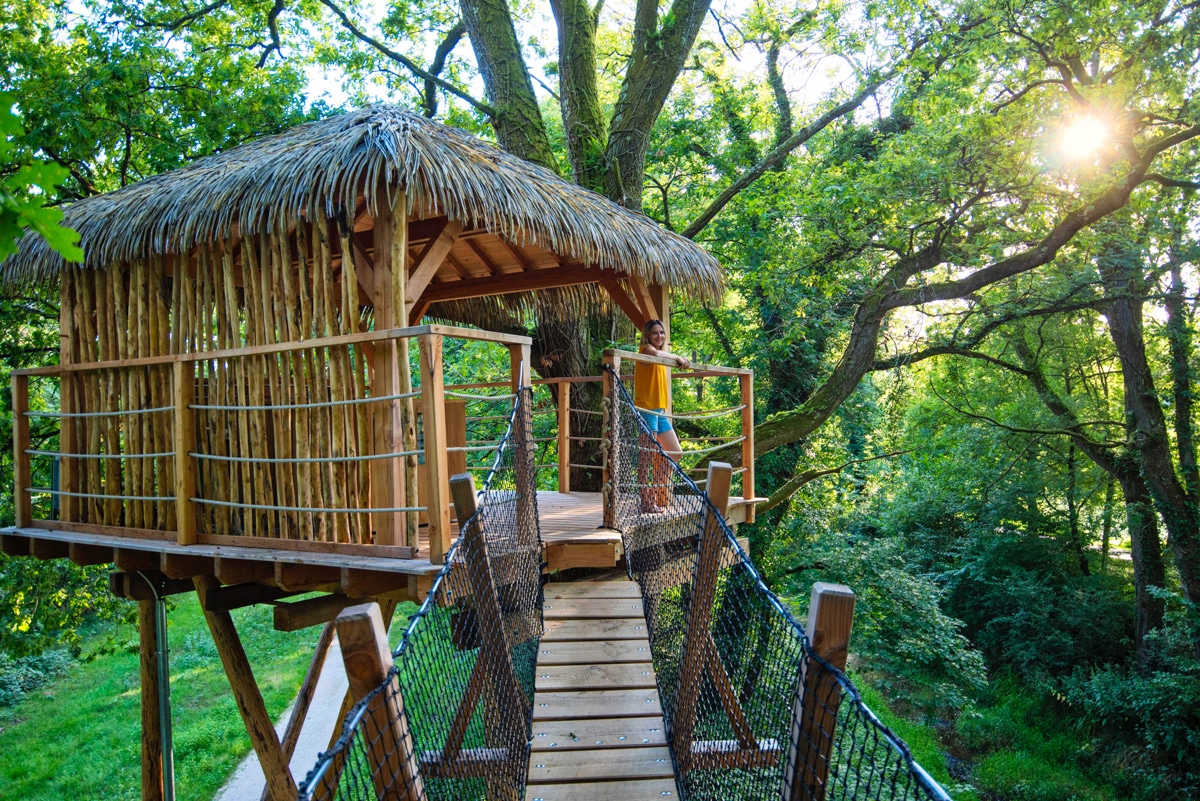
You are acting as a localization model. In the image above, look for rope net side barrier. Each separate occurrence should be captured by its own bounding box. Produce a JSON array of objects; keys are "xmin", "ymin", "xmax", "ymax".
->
[
  {"xmin": 299, "ymin": 388, "xmax": 543, "ymax": 801},
  {"xmin": 604, "ymin": 366, "xmax": 951, "ymax": 801}
]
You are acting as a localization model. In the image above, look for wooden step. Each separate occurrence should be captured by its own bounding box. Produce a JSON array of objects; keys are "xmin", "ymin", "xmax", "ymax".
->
[
  {"xmin": 531, "ymin": 717, "xmax": 667, "ymax": 751},
  {"xmin": 537, "ymin": 640, "xmax": 652, "ymax": 666},
  {"xmin": 524, "ymin": 778, "xmax": 679, "ymax": 801},
  {"xmin": 533, "ymin": 689, "xmax": 662, "ymax": 721},
  {"xmin": 535, "ymin": 662, "xmax": 657, "ymax": 691},
  {"xmin": 526, "ymin": 746, "xmax": 675, "ymax": 784},
  {"xmin": 543, "ymin": 597, "xmax": 644, "ymax": 619},
  {"xmin": 542, "ymin": 618, "xmax": 648, "ymax": 642},
  {"xmin": 544, "ymin": 582, "xmax": 642, "ymax": 600}
]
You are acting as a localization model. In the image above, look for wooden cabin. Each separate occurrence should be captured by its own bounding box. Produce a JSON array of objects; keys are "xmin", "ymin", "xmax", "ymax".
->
[{"xmin": 1, "ymin": 105, "xmax": 766, "ymax": 799}]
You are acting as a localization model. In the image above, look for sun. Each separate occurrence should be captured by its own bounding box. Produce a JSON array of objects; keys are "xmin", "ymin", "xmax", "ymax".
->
[{"xmin": 1059, "ymin": 115, "xmax": 1110, "ymax": 159}]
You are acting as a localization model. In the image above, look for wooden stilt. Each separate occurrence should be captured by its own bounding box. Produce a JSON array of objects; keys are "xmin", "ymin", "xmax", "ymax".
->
[
  {"xmin": 138, "ymin": 599, "xmax": 165, "ymax": 801},
  {"xmin": 193, "ymin": 576, "xmax": 297, "ymax": 801}
]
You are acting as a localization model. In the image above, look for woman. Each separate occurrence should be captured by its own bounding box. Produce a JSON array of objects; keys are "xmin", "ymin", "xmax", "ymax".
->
[{"xmin": 633, "ymin": 319, "xmax": 690, "ymax": 512}]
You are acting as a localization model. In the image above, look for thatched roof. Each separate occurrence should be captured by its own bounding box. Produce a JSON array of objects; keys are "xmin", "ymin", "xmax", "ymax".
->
[{"xmin": 2, "ymin": 105, "xmax": 722, "ymax": 302}]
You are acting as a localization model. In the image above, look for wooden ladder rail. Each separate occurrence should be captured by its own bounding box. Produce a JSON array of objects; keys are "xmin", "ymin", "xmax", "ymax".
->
[{"xmin": 671, "ymin": 462, "xmax": 781, "ymax": 772}]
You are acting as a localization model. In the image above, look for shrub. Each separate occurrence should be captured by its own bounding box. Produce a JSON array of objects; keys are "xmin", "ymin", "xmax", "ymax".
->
[{"xmin": 0, "ymin": 649, "xmax": 74, "ymax": 706}]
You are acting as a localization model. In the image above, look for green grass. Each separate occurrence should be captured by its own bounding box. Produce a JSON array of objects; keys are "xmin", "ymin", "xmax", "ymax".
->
[
  {"xmin": 0, "ymin": 595, "xmax": 317, "ymax": 801},
  {"xmin": 952, "ymin": 677, "xmax": 1120, "ymax": 801}
]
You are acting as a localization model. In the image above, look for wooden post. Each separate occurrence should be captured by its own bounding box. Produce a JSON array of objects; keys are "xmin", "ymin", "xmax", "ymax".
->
[
  {"xmin": 446, "ymin": 401, "xmax": 467, "ymax": 479},
  {"xmin": 447, "ymin": 474, "xmax": 524, "ymax": 801},
  {"xmin": 556, "ymin": 382, "xmax": 571, "ymax": 493},
  {"xmin": 370, "ymin": 190, "xmax": 408, "ymax": 546},
  {"xmin": 12, "ymin": 373, "xmax": 32, "ymax": 528},
  {"xmin": 507, "ymin": 344, "xmax": 536, "ymax": 545},
  {"xmin": 138, "ymin": 599, "xmax": 165, "ymax": 801},
  {"xmin": 419, "ymin": 333, "xmax": 451, "ymax": 563},
  {"xmin": 193, "ymin": 575, "xmax": 298, "ymax": 801},
  {"xmin": 740, "ymin": 372, "xmax": 756, "ymax": 523},
  {"xmin": 173, "ymin": 361, "xmax": 198, "ymax": 545},
  {"xmin": 601, "ymin": 353, "xmax": 620, "ymax": 529},
  {"xmin": 782, "ymin": 583, "xmax": 856, "ymax": 801},
  {"xmin": 59, "ymin": 271, "xmax": 80, "ymax": 522},
  {"xmin": 672, "ymin": 462, "xmax": 737, "ymax": 770},
  {"xmin": 335, "ymin": 602, "xmax": 425, "ymax": 801}
]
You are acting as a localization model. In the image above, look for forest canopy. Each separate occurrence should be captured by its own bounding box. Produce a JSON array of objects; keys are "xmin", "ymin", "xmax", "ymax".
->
[{"xmin": 3, "ymin": 0, "xmax": 1200, "ymax": 797}]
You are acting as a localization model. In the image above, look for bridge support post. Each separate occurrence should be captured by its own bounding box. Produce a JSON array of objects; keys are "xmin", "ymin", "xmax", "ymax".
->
[
  {"xmin": 138, "ymin": 599, "xmax": 165, "ymax": 801},
  {"xmin": 782, "ymin": 582, "xmax": 856, "ymax": 801},
  {"xmin": 335, "ymin": 602, "xmax": 426, "ymax": 801},
  {"xmin": 601, "ymin": 354, "xmax": 621, "ymax": 528}
]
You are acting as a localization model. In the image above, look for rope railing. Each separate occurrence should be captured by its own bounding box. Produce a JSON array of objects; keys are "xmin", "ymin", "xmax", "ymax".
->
[
  {"xmin": 603, "ymin": 365, "xmax": 952, "ymax": 801},
  {"xmin": 299, "ymin": 388, "xmax": 543, "ymax": 801}
]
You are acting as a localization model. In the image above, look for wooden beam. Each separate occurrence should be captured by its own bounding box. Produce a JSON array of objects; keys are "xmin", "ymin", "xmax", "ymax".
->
[
  {"xmin": 274, "ymin": 562, "xmax": 341, "ymax": 592},
  {"xmin": 418, "ymin": 265, "xmax": 628, "ymax": 304},
  {"xmin": 557, "ymin": 383, "xmax": 571, "ymax": 493},
  {"xmin": 203, "ymin": 582, "xmax": 299, "ymax": 613},
  {"xmin": 626, "ymin": 275, "xmax": 660, "ymax": 324},
  {"xmin": 30, "ymin": 538, "xmax": 69, "ymax": 560},
  {"xmin": 648, "ymin": 283, "xmax": 669, "ymax": 340},
  {"xmin": 406, "ymin": 219, "xmax": 464, "ymax": 314},
  {"xmin": 600, "ymin": 279, "xmax": 648, "ymax": 330},
  {"xmin": 115, "ymin": 548, "xmax": 162, "ymax": 573},
  {"xmin": 194, "ymin": 575, "xmax": 297, "ymax": 801},
  {"xmin": 69, "ymin": 542, "xmax": 113, "ymax": 567},
  {"xmin": 784, "ymin": 583, "xmax": 856, "ymax": 801},
  {"xmin": 273, "ymin": 594, "xmax": 358, "ymax": 632},
  {"xmin": 109, "ymin": 571, "xmax": 195, "ymax": 602},
  {"xmin": 161, "ymin": 552, "xmax": 213, "ymax": 580},
  {"xmin": 341, "ymin": 568, "xmax": 409, "ymax": 599},
  {"xmin": 335, "ymin": 602, "xmax": 425, "ymax": 801},
  {"xmin": 496, "ymin": 238, "xmax": 532, "ymax": 271},
  {"xmin": 138, "ymin": 599, "xmax": 165, "ymax": 801},
  {"xmin": 0, "ymin": 533, "xmax": 30, "ymax": 556},
  {"xmin": 214, "ymin": 557, "xmax": 274, "ymax": 585},
  {"xmin": 464, "ymin": 237, "xmax": 499, "ymax": 275}
]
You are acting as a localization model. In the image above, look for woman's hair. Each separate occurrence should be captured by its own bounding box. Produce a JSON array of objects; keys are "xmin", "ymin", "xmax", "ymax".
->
[{"xmin": 641, "ymin": 319, "xmax": 665, "ymax": 344}]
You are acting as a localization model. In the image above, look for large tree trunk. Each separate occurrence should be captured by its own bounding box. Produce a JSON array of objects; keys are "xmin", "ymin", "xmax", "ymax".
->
[{"xmin": 1103, "ymin": 261, "xmax": 1200, "ymax": 660}]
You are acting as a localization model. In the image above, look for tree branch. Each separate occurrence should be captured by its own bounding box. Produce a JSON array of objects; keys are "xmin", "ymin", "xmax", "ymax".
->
[
  {"xmin": 760, "ymin": 449, "xmax": 913, "ymax": 511},
  {"xmin": 318, "ymin": 0, "xmax": 495, "ymax": 116}
]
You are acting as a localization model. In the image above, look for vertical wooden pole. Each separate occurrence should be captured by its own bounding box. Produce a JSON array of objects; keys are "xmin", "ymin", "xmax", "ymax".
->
[
  {"xmin": 419, "ymin": 333, "xmax": 451, "ymax": 563},
  {"xmin": 671, "ymin": 462, "xmax": 732, "ymax": 770},
  {"xmin": 194, "ymin": 575, "xmax": 298, "ymax": 801},
  {"xmin": 445, "ymin": 401, "xmax": 468, "ymax": 479},
  {"xmin": 740, "ymin": 372, "xmax": 756, "ymax": 523},
  {"xmin": 12, "ymin": 373, "xmax": 32, "ymax": 528},
  {"xmin": 557, "ymin": 382, "xmax": 571, "ymax": 493},
  {"xmin": 138, "ymin": 599, "xmax": 165, "ymax": 801},
  {"xmin": 370, "ymin": 191, "xmax": 406, "ymax": 545},
  {"xmin": 173, "ymin": 361, "xmax": 198, "ymax": 545},
  {"xmin": 336, "ymin": 603, "xmax": 425, "ymax": 801},
  {"xmin": 507, "ymin": 344, "xmax": 536, "ymax": 544},
  {"xmin": 782, "ymin": 583, "xmax": 856, "ymax": 801},
  {"xmin": 601, "ymin": 353, "xmax": 621, "ymax": 529},
  {"xmin": 59, "ymin": 269, "xmax": 80, "ymax": 522}
]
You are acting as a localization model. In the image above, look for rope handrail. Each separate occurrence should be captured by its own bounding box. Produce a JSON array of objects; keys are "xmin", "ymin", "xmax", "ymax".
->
[
  {"xmin": 190, "ymin": 390, "xmax": 420, "ymax": 412},
  {"xmin": 444, "ymin": 389, "xmax": 517, "ymax": 401},
  {"xmin": 190, "ymin": 449, "xmax": 422, "ymax": 465},
  {"xmin": 191, "ymin": 497, "xmax": 428, "ymax": 514},
  {"xmin": 632, "ymin": 403, "xmax": 746, "ymax": 421},
  {"xmin": 26, "ymin": 449, "xmax": 176, "ymax": 460},
  {"xmin": 25, "ymin": 404, "xmax": 174, "ymax": 419}
]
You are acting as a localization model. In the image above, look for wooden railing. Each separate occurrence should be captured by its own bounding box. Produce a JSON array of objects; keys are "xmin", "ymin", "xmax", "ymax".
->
[
  {"xmin": 601, "ymin": 348, "xmax": 755, "ymax": 524},
  {"xmin": 11, "ymin": 324, "xmax": 531, "ymax": 564}
]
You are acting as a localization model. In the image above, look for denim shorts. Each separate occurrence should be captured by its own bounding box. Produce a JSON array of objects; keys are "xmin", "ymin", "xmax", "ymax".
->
[{"xmin": 638, "ymin": 408, "xmax": 673, "ymax": 434}]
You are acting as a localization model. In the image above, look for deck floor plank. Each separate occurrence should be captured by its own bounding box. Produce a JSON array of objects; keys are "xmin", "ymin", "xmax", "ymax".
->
[{"xmin": 542, "ymin": 618, "xmax": 648, "ymax": 642}]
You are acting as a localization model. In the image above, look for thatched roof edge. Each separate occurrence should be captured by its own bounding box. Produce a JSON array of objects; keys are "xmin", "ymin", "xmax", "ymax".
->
[{"xmin": 2, "ymin": 105, "xmax": 722, "ymax": 301}]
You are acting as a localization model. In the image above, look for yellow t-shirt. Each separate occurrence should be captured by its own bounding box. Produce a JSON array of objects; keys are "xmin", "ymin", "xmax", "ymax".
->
[{"xmin": 634, "ymin": 348, "xmax": 669, "ymax": 409}]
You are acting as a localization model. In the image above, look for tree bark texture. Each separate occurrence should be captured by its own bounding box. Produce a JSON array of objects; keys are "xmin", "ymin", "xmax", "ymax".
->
[
  {"xmin": 1104, "ymin": 265, "xmax": 1200, "ymax": 659},
  {"xmin": 550, "ymin": 0, "xmax": 608, "ymax": 191},
  {"xmin": 459, "ymin": 0, "xmax": 560, "ymax": 173}
]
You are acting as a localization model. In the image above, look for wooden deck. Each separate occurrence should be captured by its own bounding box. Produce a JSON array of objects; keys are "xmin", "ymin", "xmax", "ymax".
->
[{"xmin": 526, "ymin": 580, "xmax": 677, "ymax": 801}]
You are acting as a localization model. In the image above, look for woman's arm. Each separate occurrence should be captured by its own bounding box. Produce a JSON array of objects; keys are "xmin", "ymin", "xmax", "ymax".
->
[{"xmin": 640, "ymin": 343, "xmax": 691, "ymax": 368}]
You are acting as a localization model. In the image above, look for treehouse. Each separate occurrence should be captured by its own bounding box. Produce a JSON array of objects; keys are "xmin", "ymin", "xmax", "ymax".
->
[{"xmin": 1, "ymin": 106, "xmax": 949, "ymax": 801}]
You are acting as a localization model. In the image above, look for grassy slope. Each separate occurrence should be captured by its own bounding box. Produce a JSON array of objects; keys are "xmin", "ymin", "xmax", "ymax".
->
[{"xmin": 0, "ymin": 595, "xmax": 316, "ymax": 801}]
